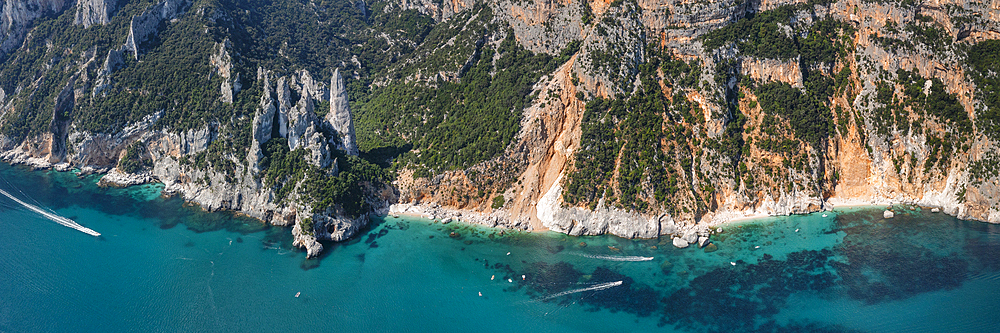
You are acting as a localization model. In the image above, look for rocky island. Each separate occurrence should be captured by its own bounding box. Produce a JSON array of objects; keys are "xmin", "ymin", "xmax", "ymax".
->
[{"xmin": 0, "ymin": 0, "xmax": 998, "ymax": 257}]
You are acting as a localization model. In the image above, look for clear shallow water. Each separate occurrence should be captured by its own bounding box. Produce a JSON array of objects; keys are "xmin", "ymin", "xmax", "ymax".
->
[{"xmin": 0, "ymin": 163, "xmax": 999, "ymax": 332}]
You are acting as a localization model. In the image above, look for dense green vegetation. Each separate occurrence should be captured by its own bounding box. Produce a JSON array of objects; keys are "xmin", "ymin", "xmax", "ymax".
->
[
  {"xmin": 967, "ymin": 40, "xmax": 1000, "ymax": 141},
  {"xmin": 0, "ymin": 5, "xmax": 127, "ymax": 140},
  {"xmin": 303, "ymin": 154, "xmax": 389, "ymax": 216},
  {"xmin": 356, "ymin": 6, "xmax": 580, "ymax": 174},
  {"xmin": 86, "ymin": 9, "xmax": 225, "ymax": 133},
  {"xmin": 892, "ymin": 70, "xmax": 971, "ymax": 135},
  {"xmin": 259, "ymin": 138, "xmax": 310, "ymax": 202},
  {"xmin": 299, "ymin": 217, "xmax": 314, "ymax": 235},
  {"xmin": 258, "ymin": 137, "xmax": 387, "ymax": 217},
  {"xmin": 703, "ymin": 6, "xmax": 852, "ymax": 67},
  {"xmin": 564, "ymin": 48, "xmax": 715, "ymax": 213},
  {"xmin": 119, "ymin": 141, "xmax": 152, "ymax": 174},
  {"xmin": 703, "ymin": 6, "xmax": 798, "ymax": 59},
  {"xmin": 755, "ymin": 82, "xmax": 834, "ymax": 146},
  {"xmin": 563, "ymin": 98, "xmax": 625, "ymax": 208}
]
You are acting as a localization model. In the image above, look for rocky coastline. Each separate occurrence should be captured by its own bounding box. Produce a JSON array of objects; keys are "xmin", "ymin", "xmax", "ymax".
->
[
  {"xmin": 1, "ymin": 0, "xmax": 998, "ymax": 259},
  {"xmin": 0, "ymin": 144, "xmax": 990, "ymax": 255}
]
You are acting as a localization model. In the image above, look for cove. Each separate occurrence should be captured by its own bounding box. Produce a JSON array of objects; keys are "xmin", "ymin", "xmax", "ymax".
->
[{"xmin": 1, "ymin": 162, "xmax": 999, "ymax": 332}]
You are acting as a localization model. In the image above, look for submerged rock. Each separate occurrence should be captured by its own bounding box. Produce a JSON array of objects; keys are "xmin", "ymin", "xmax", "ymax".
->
[
  {"xmin": 704, "ymin": 243, "xmax": 718, "ymax": 253},
  {"xmin": 660, "ymin": 260, "xmax": 673, "ymax": 273}
]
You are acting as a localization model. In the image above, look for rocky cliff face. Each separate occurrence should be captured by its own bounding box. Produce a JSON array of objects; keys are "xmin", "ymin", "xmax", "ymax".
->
[
  {"xmin": 1, "ymin": 0, "xmax": 71, "ymax": 55},
  {"xmin": 389, "ymin": 0, "xmax": 1000, "ymax": 245},
  {"xmin": 1, "ymin": 63, "xmax": 362, "ymax": 258},
  {"xmin": 74, "ymin": 0, "xmax": 115, "ymax": 28},
  {"xmin": 0, "ymin": 0, "xmax": 997, "ymax": 258}
]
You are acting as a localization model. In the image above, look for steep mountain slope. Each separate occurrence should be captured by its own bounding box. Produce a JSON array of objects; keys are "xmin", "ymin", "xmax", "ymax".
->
[{"xmin": 0, "ymin": 0, "xmax": 997, "ymax": 256}]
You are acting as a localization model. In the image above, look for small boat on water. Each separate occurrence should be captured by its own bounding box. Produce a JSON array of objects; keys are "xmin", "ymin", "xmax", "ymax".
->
[{"xmin": 295, "ymin": 292, "xmax": 300, "ymax": 298}]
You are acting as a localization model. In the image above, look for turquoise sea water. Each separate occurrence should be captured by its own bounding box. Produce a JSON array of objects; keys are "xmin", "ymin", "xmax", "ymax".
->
[{"xmin": 1, "ymin": 162, "xmax": 999, "ymax": 332}]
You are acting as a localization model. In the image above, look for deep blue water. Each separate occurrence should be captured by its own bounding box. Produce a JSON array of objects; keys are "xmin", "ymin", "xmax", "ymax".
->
[{"xmin": 1, "ymin": 162, "xmax": 999, "ymax": 332}]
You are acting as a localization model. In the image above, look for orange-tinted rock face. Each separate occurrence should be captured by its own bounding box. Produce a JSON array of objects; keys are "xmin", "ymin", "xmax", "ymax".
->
[{"xmin": 390, "ymin": 0, "xmax": 1000, "ymax": 234}]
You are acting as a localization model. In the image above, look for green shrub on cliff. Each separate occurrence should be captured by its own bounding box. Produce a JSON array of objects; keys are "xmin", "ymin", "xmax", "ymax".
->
[
  {"xmin": 299, "ymin": 218, "xmax": 315, "ymax": 236},
  {"xmin": 119, "ymin": 142, "xmax": 152, "ymax": 174},
  {"xmin": 702, "ymin": 6, "xmax": 798, "ymax": 59}
]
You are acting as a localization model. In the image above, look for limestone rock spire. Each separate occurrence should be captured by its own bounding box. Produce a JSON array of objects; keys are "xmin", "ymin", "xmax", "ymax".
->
[{"xmin": 327, "ymin": 68, "xmax": 358, "ymax": 155}]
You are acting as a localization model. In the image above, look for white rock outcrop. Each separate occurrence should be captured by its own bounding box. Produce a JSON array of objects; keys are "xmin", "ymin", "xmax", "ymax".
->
[
  {"xmin": 1, "ymin": 0, "xmax": 71, "ymax": 55},
  {"xmin": 672, "ymin": 237, "xmax": 690, "ymax": 249},
  {"xmin": 124, "ymin": 0, "xmax": 187, "ymax": 60},
  {"xmin": 536, "ymin": 174, "xmax": 668, "ymax": 238},
  {"xmin": 92, "ymin": 48, "xmax": 125, "ymax": 97},
  {"xmin": 74, "ymin": 0, "xmax": 116, "ymax": 28},
  {"xmin": 327, "ymin": 69, "xmax": 358, "ymax": 155},
  {"xmin": 682, "ymin": 230, "xmax": 699, "ymax": 244},
  {"xmin": 292, "ymin": 219, "xmax": 323, "ymax": 258},
  {"xmin": 210, "ymin": 40, "xmax": 239, "ymax": 104}
]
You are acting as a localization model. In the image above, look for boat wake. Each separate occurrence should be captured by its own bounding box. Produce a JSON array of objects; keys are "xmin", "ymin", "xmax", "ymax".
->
[
  {"xmin": 573, "ymin": 253, "xmax": 654, "ymax": 262},
  {"xmin": 0, "ymin": 188, "xmax": 100, "ymax": 236},
  {"xmin": 263, "ymin": 244, "xmax": 292, "ymax": 255},
  {"xmin": 969, "ymin": 270, "xmax": 1000, "ymax": 282},
  {"xmin": 537, "ymin": 281, "xmax": 623, "ymax": 301}
]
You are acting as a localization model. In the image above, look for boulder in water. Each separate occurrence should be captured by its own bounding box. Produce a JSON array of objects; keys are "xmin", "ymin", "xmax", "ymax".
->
[
  {"xmin": 672, "ymin": 237, "xmax": 690, "ymax": 248},
  {"xmin": 931, "ymin": 208, "xmax": 940, "ymax": 213},
  {"xmin": 682, "ymin": 230, "xmax": 698, "ymax": 244},
  {"xmin": 698, "ymin": 236, "xmax": 710, "ymax": 248},
  {"xmin": 883, "ymin": 210, "xmax": 894, "ymax": 219}
]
